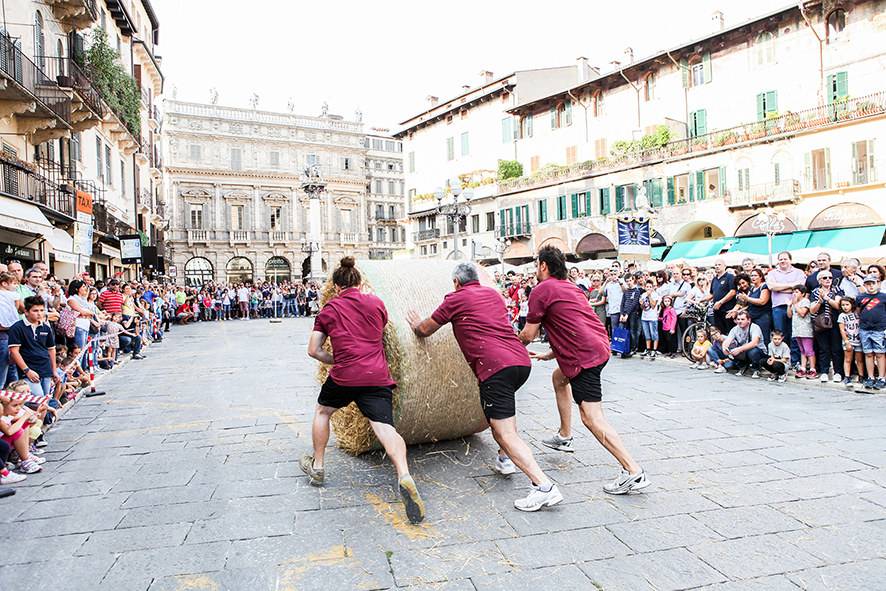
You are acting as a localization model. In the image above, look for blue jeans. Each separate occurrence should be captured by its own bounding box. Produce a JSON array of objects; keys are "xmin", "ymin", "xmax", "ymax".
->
[
  {"xmin": 772, "ymin": 305, "xmax": 799, "ymax": 365},
  {"xmin": 750, "ymin": 314, "xmax": 772, "ymax": 348},
  {"xmin": 28, "ymin": 376, "xmax": 53, "ymax": 398},
  {"xmin": 0, "ymin": 334, "xmax": 8, "ymax": 388},
  {"xmin": 724, "ymin": 347, "xmax": 765, "ymax": 371},
  {"xmin": 626, "ymin": 312, "xmax": 642, "ymax": 352},
  {"xmin": 74, "ymin": 327, "xmax": 90, "ymax": 371},
  {"xmin": 641, "ymin": 320, "xmax": 659, "ymax": 341},
  {"xmin": 119, "ymin": 334, "xmax": 142, "ymax": 357},
  {"xmin": 706, "ymin": 346, "xmax": 726, "ymax": 363}
]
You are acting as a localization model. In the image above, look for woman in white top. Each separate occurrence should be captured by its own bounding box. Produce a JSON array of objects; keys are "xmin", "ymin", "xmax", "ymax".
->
[{"xmin": 66, "ymin": 279, "xmax": 99, "ymax": 370}]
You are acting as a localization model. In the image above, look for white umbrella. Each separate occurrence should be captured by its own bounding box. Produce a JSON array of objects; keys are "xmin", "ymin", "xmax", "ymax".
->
[
  {"xmin": 851, "ymin": 246, "xmax": 886, "ymax": 265},
  {"xmin": 788, "ymin": 247, "xmax": 850, "ymax": 265},
  {"xmin": 576, "ymin": 258, "xmax": 615, "ymax": 271},
  {"xmin": 690, "ymin": 251, "xmax": 768, "ymax": 268}
]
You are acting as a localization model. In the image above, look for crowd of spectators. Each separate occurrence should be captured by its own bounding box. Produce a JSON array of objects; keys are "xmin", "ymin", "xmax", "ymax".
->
[{"xmin": 494, "ymin": 251, "xmax": 884, "ymax": 388}]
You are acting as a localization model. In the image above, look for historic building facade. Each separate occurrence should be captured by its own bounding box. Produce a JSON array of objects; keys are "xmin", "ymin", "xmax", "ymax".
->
[
  {"xmin": 0, "ymin": 0, "xmax": 163, "ymax": 280},
  {"xmin": 397, "ymin": 1, "xmax": 886, "ymax": 264},
  {"xmin": 162, "ymin": 100, "xmax": 403, "ymax": 286}
]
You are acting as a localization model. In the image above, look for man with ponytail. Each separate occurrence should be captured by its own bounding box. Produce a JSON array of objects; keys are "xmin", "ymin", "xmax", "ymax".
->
[{"xmin": 301, "ymin": 257, "xmax": 425, "ymax": 524}]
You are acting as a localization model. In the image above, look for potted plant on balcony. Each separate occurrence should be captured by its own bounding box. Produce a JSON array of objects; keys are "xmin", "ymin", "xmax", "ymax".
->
[
  {"xmin": 784, "ymin": 113, "xmax": 802, "ymax": 130},
  {"xmin": 855, "ymin": 100, "xmax": 882, "ymax": 116},
  {"xmin": 691, "ymin": 137, "xmax": 707, "ymax": 152},
  {"xmin": 749, "ymin": 123, "xmax": 765, "ymax": 140}
]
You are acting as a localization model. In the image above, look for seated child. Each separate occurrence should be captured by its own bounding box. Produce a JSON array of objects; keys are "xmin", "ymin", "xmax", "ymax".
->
[
  {"xmin": 9, "ymin": 380, "xmax": 53, "ymax": 454},
  {"xmin": 762, "ymin": 330, "xmax": 791, "ymax": 382},
  {"xmin": 690, "ymin": 328, "xmax": 713, "ymax": 369},
  {"xmin": 1, "ymin": 385, "xmax": 45, "ymax": 474},
  {"xmin": 68, "ymin": 345, "xmax": 91, "ymax": 389},
  {"xmin": 708, "ymin": 326, "xmax": 729, "ymax": 372}
]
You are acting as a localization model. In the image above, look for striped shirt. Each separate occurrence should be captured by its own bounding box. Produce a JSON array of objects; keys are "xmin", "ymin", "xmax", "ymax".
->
[{"xmin": 98, "ymin": 290, "xmax": 125, "ymax": 314}]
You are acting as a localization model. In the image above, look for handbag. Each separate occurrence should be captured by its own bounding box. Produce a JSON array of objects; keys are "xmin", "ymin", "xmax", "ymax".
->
[
  {"xmin": 58, "ymin": 306, "xmax": 78, "ymax": 338},
  {"xmin": 813, "ymin": 312, "xmax": 833, "ymax": 332},
  {"xmin": 611, "ymin": 325, "xmax": 631, "ymax": 354}
]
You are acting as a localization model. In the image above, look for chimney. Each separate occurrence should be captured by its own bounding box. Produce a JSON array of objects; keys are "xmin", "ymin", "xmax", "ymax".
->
[
  {"xmin": 479, "ymin": 70, "xmax": 494, "ymax": 85},
  {"xmin": 623, "ymin": 47, "xmax": 634, "ymax": 64},
  {"xmin": 426, "ymin": 95, "xmax": 439, "ymax": 108},
  {"xmin": 576, "ymin": 56, "xmax": 591, "ymax": 82},
  {"xmin": 461, "ymin": 85, "xmax": 471, "ymax": 92},
  {"xmin": 711, "ymin": 11, "xmax": 724, "ymax": 31}
]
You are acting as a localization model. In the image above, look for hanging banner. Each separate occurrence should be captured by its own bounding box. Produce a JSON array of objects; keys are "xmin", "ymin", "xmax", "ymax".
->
[
  {"xmin": 73, "ymin": 222, "xmax": 93, "ymax": 257},
  {"xmin": 617, "ymin": 217, "xmax": 652, "ymax": 259}
]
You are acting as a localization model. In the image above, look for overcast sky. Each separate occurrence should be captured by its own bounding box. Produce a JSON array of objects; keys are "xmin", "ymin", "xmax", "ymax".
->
[{"xmin": 151, "ymin": 0, "xmax": 781, "ymax": 132}]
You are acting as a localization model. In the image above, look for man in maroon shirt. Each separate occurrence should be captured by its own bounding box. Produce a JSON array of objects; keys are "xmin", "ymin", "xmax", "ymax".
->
[
  {"xmin": 302, "ymin": 257, "xmax": 424, "ymax": 524},
  {"xmin": 407, "ymin": 261, "xmax": 562, "ymax": 512},
  {"xmin": 519, "ymin": 246, "xmax": 649, "ymax": 495}
]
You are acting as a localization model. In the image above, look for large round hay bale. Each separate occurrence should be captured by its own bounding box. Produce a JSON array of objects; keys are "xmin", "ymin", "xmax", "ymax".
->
[{"xmin": 315, "ymin": 260, "xmax": 492, "ymax": 454}]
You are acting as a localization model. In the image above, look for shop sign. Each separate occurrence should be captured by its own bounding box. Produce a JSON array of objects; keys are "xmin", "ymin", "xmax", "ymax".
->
[
  {"xmin": 809, "ymin": 203, "xmax": 883, "ymax": 230},
  {"xmin": 76, "ymin": 190, "xmax": 93, "ymax": 215},
  {"xmin": 735, "ymin": 214, "xmax": 798, "ymax": 236},
  {"xmin": 1, "ymin": 242, "xmax": 38, "ymax": 261},
  {"xmin": 119, "ymin": 234, "xmax": 143, "ymax": 264},
  {"xmin": 168, "ymin": 265, "xmax": 177, "ymax": 278},
  {"xmin": 73, "ymin": 223, "xmax": 93, "ymax": 257}
]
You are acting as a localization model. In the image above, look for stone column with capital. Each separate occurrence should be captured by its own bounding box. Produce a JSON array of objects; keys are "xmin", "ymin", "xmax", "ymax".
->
[
  {"xmin": 214, "ymin": 183, "xmax": 223, "ymax": 236},
  {"xmin": 171, "ymin": 181, "xmax": 180, "ymax": 233},
  {"xmin": 253, "ymin": 185, "xmax": 262, "ymax": 238}
]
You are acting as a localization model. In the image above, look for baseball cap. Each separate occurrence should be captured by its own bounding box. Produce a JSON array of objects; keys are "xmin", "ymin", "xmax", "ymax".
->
[{"xmin": 863, "ymin": 273, "xmax": 879, "ymax": 283}]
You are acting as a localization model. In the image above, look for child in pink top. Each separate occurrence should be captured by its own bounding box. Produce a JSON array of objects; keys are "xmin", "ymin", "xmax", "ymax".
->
[{"xmin": 661, "ymin": 296, "xmax": 679, "ymax": 357}]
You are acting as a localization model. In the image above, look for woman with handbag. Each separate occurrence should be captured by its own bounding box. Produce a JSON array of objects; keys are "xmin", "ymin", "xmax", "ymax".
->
[
  {"xmin": 810, "ymin": 271, "xmax": 844, "ymax": 383},
  {"xmin": 65, "ymin": 280, "xmax": 97, "ymax": 371}
]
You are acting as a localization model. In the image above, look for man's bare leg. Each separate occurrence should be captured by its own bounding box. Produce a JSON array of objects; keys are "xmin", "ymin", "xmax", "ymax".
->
[
  {"xmin": 552, "ymin": 368, "xmax": 572, "ymax": 438},
  {"xmin": 578, "ymin": 401, "xmax": 640, "ymax": 474},
  {"xmin": 490, "ymin": 416, "xmax": 548, "ymax": 485}
]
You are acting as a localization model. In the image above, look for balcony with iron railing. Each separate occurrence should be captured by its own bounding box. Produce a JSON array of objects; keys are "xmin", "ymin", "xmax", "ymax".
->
[
  {"xmin": 415, "ymin": 228, "xmax": 441, "ymax": 241},
  {"xmin": 138, "ymin": 188, "xmax": 152, "ymax": 213},
  {"xmin": 93, "ymin": 199, "xmax": 134, "ymax": 237},
  {"xmin": 498, "ymin": 91, "xmax": 886, "ymax": 196},
  {"xmin": 0, "ymin": 157, "xmax": 74, "ymax": 219},
  {"xmin": 46, "ymin": 0, "xmax": 99, "ymax": 29},
  {"xmin": 0, "ymin": 32, "xmax": 72, "ymax": 143},
  {"xmin": 726, "ymin": 180, "xmax": 802, "ymax": 209},
  {"xmin": 41, "ymin": 56, "xmax": 104, "ymax": 127}
]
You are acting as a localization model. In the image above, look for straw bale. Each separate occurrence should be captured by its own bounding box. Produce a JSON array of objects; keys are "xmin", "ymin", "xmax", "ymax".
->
[{"xmin": 315, "ymin": 260, "xmax": 490, "ymax": 454}]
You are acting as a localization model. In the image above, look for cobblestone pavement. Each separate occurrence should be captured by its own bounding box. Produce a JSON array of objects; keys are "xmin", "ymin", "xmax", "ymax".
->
[{"xmin": 3, "ymin": 318, "xmax": 885, "ymax": 591}]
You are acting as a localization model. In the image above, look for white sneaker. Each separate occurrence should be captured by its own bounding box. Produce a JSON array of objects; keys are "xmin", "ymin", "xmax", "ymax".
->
[
  {"xmin": 697, "ymin": 363, "xmax": 708, "ymax": 370},
  {"xmin": 778, "ymin": 374, "xmax": 787, "ymax": 382},
  {"xmin": 0, "ymin": 471, "xmax": 26, "ymax": 484},
  {"xmin": 714, "ymin": 366, "xmax": 726, "ymax": 374},
  {"xmin": 514, "ymin": 484, "xmax": 563, "ymax": 511},
  {"xmin": 603, "ymin": 469, "xmax": 650, "ymax": 494},
  {"xmin": 820, "ymin": 373, "xmax": 829, "ymax": 383},
  {"xmin": 833, "ymin": 374, "xmax": 842, "ymax": 383},
  {"xmin": 493, "ymin": 456, "xmax": 517, "ymax": 475},
  {"xmin": 709, "ymin": 362, "xmax": 720, "ymax": 369},
  {"xmin": 689, "ymin": 362, "xmax": 699, "ymax": 369}
]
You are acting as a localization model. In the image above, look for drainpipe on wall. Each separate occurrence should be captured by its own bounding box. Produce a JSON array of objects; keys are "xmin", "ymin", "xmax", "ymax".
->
[
  {"xmin": 799, "ymin": 2, "xmax": 826, "ymax": 106},
  {"xmin": 617, "ymin": 69, "xmax": 642, "ymax": 132}
]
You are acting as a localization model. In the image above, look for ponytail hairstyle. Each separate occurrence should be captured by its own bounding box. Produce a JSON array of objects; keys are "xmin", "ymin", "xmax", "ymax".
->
[{"xmin": 332, "ymin": 256, "xmax": 362, "ymax": 290}]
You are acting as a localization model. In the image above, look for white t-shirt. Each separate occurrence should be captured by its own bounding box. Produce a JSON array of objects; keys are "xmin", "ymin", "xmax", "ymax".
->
[
  {"xmin": 0, "ymin": 289, "xmax": 21, "ymax": 328},
  {"xmin": 604, "ymin": 280, "xmax": 623, "ymax": 315},
  {"xmin": 237, "ymin": 287, "xmax": 249, "ymax": 301},
  {"xmin": 640, "ymin": 291, "xmax": 661, "ymax": 321}
]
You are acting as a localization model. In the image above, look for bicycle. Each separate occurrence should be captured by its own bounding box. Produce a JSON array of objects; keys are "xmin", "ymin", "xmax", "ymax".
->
[{"xmin": 681, "ymin": 303, "xmax": 713, "ymax": 361}]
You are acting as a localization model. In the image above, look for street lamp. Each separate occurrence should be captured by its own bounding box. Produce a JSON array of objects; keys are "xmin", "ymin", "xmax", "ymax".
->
[
  {"xmin": 756, "ymin": 207, "xmax": 787, "ymax": 267},
  {"xmin": 300, "ymin": 237, "xmax": 320, "ymax": 283},
  {"xmin": 495, "ymin": 236, "xmax": 511, "ymax": 275},
  {"xmin": 434, "ymin": 177, "xmax": 473, "ymax": 261}
]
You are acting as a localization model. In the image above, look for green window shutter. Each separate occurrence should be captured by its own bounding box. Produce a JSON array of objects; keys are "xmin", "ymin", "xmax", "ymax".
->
[
  {"xmin": 696, "ymin": 109, "xmax": 707, "ymax": 136},
  {"xmin": 804, "ymin": 152, "xmax": 812, "ymax": 191},
  {"xmin": 836, "ymin": 71, "xmax": 848, "ymax": 100},
  {"xmin": 766, "ymin": 90, "xmax": 778, "ymax": 116},
  {"xmin": 461, "ymin": 132, "xmax": 469, "ymax": 156},
  {"xmin": 744, "ymin": 169, "xmax": 751, "ymax": 190},
  {"xmin": 702, "ymin": 52, "xmax": 712, "ymax": 83},
  {"xmin": 501, "ymin": 118, "xmax": 511, "ymax": 144},
  {"xmin": 689, "ymin": 173, "xmax": 695, "ymax": 202},
  {"xmin": 652, "ymin": 178, "xmax": 663, "ymax": 207},
  {"xmin": 756, "ymin": 93, "xmax": 765, "ymax": 121},
  {"xmin": 869, "ymin": 140, "xmax": 876, "ymax": 178},
  {"xmin": 667, "ymin": 177, "xmax": 675, "ymax": 205},
  {"xmin": 565, "ymin": 101, "xmax": 572, "ymax": 126},
  {"xmin": 551, "ymin": 106, "xmax": 557, "ymax": 129},
  {"xmin": 615, "ymin": 186, "xmax": 624, "ymax": 211},
  {"xmin": 527, "ymin": 114, "xmax": 533, "ymax": 137},
  {"xmin": 775, "ymin": 161, "xmax": 782, "ymax": 184},
  {"xmin": 601, "ymin": 188, "xmax": 611, "ymax": 215},
  {"xmin": 585, "ymin": 191, "xmax": 592, "ymax": 215},
  {"xmin": 827, "ymin": 74, "xmax": 836, "ymax": 104},
  {"xmin": 446, "ymin": 137, "xmax": 454, "ymax": 160},
  {"xmin": 571, "ymin": 193, "xmax": 579, "ymax": 217},
  {"xmin": 689, "ymin": 111, "xmax": 697, "ymax": 137},
  {"xmin": 680, "ymin": 58, "xmax": 690, "ymax": 88},
  {"xmin": 719, "ymin": 166, "xmax": 727, "ymax": 196},
  {"xmin": 514, "ymin": 206, "xmax": 521, "ymax": 234},
  {"xmin": 500, "ymin": 209, "xmax": 506, "ymax": 237},
  {"xmin": 824, "ymin": 147, "xmax": 831, "ymax": 189},
  {"xmin": 696, "ymin": 171, "xmax": 706, "ymax": 200}
]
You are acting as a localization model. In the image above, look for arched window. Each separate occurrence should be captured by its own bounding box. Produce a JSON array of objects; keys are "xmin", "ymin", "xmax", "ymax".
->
[
  {"xmin": 593, "ymin": 91, "xmax": 604, "ymax": 117},
  {"xmin": 827, "ymin": 9, "xmax": 846, "ymax": 43},
  {"xmin": 643, "ymin": 73, "xmax": 655, "ymax": 102},
  {"xmin": 689, "ymin": 56, "xmax": 704, "ymax": 87},
  {"xmin": 226, "ymin": 257, "xmax": 253, "ymax": 285},
  {"xmin": 34, "ymin": 12, "xmax": 44, "ymax": 67},
  {"xmin": 265, "ymin": 256, "xmax": 291, "ymax": 283},
  {"xmin": 735, "ymin": 157, "xmax": 753, "ymax": 192},
  {"xmin": 755, "ymin": 32, "xmax": 774, "ymax": 66},
  {"xmin": 520, "ymin": 114, "xmax": 533, "ymax": 138},
  {"xmin": 184, "ymin": 257, "xmax": 214, "ymax": 287},
  {"xmin": 551, "ymin": 102, "xmax": 571, "ymax": 129},
  {"xmin": 771, "ymin": 151, "xmax": 792, "ymax": 186},
  {"xmin": 57, "ymin": 40, "xmax": 64, "ymax": 75}
]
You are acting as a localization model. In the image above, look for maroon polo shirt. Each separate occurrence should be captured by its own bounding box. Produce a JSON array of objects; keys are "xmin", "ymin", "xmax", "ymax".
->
[
  {"xmin": 313, "ymin": 288, "xmax": 395, "ymax": 387},
  {"xmin": 527, "ymin": 276, "xmax": 610, "ymax": 379},
  {"xmin": 431, "ymin": 281, "xmax": 530, "ymax": 383}
]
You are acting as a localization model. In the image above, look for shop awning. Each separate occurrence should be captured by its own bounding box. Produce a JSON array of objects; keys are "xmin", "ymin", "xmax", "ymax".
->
[
  {"xmin": 45, "ymin": 229, "xmax": 79, "ymax": 265},
  {"xmin": 0, "ymin": 197, "xmax": 53, "ymax": 235},
  {"xmin": 664, "ymin": 237, "xmax": 735, "ymax": 262},
  {"xmin": 651, "ymin": 245, "xmax": 667, "ymax": 260},
  {"xmin": 727, "ymin": 226, "xmax": 885, "ymax": 257}
]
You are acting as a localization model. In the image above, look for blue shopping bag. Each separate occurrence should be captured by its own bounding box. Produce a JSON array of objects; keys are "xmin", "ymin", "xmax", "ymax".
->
[{"xmin": 611, "ymin": 325, "xmax": 630, "ymax": 354}]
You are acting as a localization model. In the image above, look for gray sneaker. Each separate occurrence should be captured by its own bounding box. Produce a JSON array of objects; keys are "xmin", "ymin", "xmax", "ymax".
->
[
  {"xmin": 515, "ymin": 484, "xmax": 563, "ymax": 511},
  {"xmin": 493, "ymin": 456, "xmax": 517, "ymax": 475},
  {"xmin": 398, "ymin": 474, "xmax": 425, "ymax": 524},
  {"xmin": 299, "ymin": 453, "xmax": 324, "ymax": 485},
  {"xmin": 541, "ymin": 433, "xmax": 575, "ymax": 453},
  {"xmin": 603, "ymin": 469, "xmax": 650, "ymax": 494}
]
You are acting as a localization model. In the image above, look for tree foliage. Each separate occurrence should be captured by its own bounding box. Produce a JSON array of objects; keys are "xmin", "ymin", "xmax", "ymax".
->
[
  {"xmin": 78, "ymin": 29, "xmax": 141, "ymax": 136},
  {"xmin": 497, "ymin": 159, "xmax": 523, "ymax": 181}
]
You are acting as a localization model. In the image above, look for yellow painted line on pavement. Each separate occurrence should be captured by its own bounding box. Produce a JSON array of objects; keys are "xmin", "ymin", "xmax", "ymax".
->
[
  {"xmin": 364, "ymin": 492, "xmax": 436, "ymax": 540},
  {"xmin": 277, "ymin": 546, "xmax": 378, "ymax": 591},
  {"xmin": 167, "ymin": 574, "xmax": 220, "ymax": 590}
]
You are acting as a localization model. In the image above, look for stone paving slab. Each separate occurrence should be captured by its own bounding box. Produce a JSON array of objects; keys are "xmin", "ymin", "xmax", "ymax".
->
[{"xmin": 5, "ymin": 318, "xmax": 886, "ymax": 590}]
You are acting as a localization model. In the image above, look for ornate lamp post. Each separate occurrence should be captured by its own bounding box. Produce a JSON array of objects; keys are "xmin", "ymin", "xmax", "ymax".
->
[
  {"xmin": 756, "ymin": 207, "xmax": 787, "ymax": 267},
  {"xmin": 495, "ymin": 236, "xmax": 511, "ymax": 275},
  {"xmin": 301, "ymin": 164, "xmax": 327, "ymax": 282},
  {"xmin": 434, "ymin": 177, "xmax": 473, "ymax": 261}
]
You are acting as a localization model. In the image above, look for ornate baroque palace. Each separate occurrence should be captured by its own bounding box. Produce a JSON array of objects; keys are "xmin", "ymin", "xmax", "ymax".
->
[{"xmin": 162, "ymin": 100, "xmax": 405, "ymax": 286}]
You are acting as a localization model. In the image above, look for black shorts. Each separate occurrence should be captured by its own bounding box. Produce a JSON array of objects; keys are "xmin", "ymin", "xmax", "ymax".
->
[
  {"xmin": 317, "ymin": 377, "xmax": 395, "ymax": 425},
  {"xmin": 478, "ymin": 365, "xmax": 531, "ymax": 421},
  {"xmin": 569, "ymin": 361, "xmax": 607, "ymax": 405}
]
